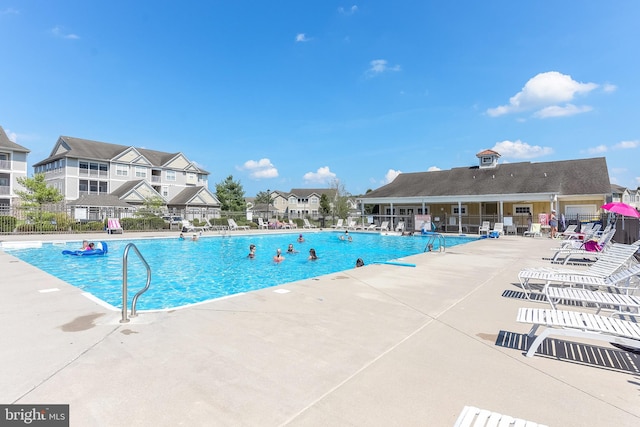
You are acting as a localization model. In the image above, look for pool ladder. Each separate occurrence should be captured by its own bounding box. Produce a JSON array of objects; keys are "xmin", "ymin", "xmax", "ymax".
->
[
  {"xmin": 120, "ymin": 243, "xmax": 152, "ymax": 324},
  {"xmin": 424, "ymin": 233, "xmax": 446, "ymax": 252}
]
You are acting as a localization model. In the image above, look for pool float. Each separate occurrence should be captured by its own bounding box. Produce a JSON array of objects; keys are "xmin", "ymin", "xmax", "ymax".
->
[{"xmin": 62, "ymin": 241, "xmax": 109, "ymax": 256}]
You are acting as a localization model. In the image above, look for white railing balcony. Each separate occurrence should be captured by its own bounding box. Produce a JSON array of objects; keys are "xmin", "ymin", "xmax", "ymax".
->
[
  {"xmin": 0, "ymin": 160, "xmax": 11, "ymax": 170},
  {"xmin": 79, "ymin": 170, "xmax": 109, "ymax": 178},
  {"xmin": 0, "ymin": 185, "xmax": 10, "ymax": 195},
  {"xmin": 151, "ymin": 176, "xmax": 162, "ymax": 183}
]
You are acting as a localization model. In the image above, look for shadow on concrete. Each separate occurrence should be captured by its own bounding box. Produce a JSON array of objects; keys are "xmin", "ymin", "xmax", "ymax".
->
[{"xmin": 496, "ymin": 330, "xmax": 640, "ymax": 375}]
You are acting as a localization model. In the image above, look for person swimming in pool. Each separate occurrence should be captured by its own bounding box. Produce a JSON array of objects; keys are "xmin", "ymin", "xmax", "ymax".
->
[
  {"xmin": 308, "ymin": 248, "xmax": 318, "ymax": 260},
  {"xmin": 248, "ymin": 244, "xmax": 256, "ymax": 259},
  {"xmin": 339, "ymin": 230, "xmax": 352, "ymax": 242},
  {"xmin": 81, "ymin": 240, "xmax": 89, "ymax": 250},
  {"xmin": 297, "ymin": 234, "xmax": 305, "ymax": 243},
  {"xmin": 287, "ymin": 243, "xmax": 297, "ymax": 253},
  {"xmin": 273, "ymin": 248, "xmax": 285, "ymax": 262}
]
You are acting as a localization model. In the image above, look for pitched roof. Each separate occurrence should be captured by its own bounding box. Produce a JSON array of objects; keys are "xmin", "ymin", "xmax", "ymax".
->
[
  {"xmin": 280, "ymin": 188, "xmax": 337, "ymax": 198},
  {"xmin": 611, "ymin": 183, "xmax": 627, "ymax": 194},
  {"xmin": 167, "ymin": 186, "xmax": 220, "ymax": 207},
  {"xmin": 33, "ymin": 135, "xmax": 209, "ymax": 173},
  {"xmin": 0, "ymin": 126, "xmax": 30, "ymax": 153},
  {"xmin": 362, "ymin": 157, "xmax": 610, "ymax": 199},
  {"xmin": 67, "ymin": 194, "xmax": 134, "ymax": 208},
  {"xmin": 476, "ymin": 149, "xmax": 500, "ymax": 157}
]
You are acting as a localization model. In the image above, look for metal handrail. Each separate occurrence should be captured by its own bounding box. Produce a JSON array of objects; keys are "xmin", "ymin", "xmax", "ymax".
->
[
  {"xmin": 424, "ymin": 232, "xmax": 446, "ymax": 252},
  {"xmin": 120, "ymin": 243, "xmax": 152, "ymax": 323}
]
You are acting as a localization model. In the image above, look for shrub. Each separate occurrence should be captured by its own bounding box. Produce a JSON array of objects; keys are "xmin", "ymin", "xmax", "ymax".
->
[{"xmin": 0, "ymin": 216, "xmax": 17, "ymax": 233}]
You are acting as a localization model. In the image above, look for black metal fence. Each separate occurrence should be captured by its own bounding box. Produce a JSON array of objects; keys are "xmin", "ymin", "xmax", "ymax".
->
[{"xmin": 0, "ymin": 204, "xmax": 263, "ymax": 235}]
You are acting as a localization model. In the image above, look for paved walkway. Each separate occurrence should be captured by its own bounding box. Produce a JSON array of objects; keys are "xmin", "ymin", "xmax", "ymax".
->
[{"xmin": 1, "ymin": 231, "xmax": 639, "ymax": 426}]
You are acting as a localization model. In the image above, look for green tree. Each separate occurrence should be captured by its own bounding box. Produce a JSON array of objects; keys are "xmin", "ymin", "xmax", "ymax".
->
[
  {"xmin": 330, "ymin": 179, "xmax": 350, "ymax": 219},
  {"xmin": 136, "ymin": 196, "xmax": 165, "ymax": 217},
  {"xmin": 215, "ymin": 175, "xmax": 246, "ymax": 212},
  {"xmin": 362, "ymin": 188, "xmax": 374, "ymax": 215},
  {"xmin": 319, "ymin": 193, "xmax": 331, "ymax": 217},
  {"xmin": 16, "ymin": 174, "xmax": 64, "ymax": 221},
  {"xmin": 254, "ymin": 190, "xmax": 271, "ymax": 205}
]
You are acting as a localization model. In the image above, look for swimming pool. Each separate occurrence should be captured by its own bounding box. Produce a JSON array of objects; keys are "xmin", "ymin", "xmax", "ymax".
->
[{"xmin": 4, "ymin": 232, "xmax": 477, "ymax": 310}]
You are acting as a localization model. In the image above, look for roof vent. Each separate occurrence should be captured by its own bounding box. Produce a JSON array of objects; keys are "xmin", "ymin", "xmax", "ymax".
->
[{"xmin": 544, "ymin": 173, "xmax": 547, "ymax": 177}]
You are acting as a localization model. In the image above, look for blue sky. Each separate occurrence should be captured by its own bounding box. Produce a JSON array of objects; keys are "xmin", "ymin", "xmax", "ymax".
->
[{"xmin": 1, "ymin": 1, "xmax": 639, "ymax": 197}]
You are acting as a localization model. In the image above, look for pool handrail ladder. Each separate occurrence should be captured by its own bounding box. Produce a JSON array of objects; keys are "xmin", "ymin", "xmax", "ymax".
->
[
  {"xmin": 120, "ymin": 243, "xmax": 152, "ymax": 323},
  {"xmin": 423, "ymin": 232, "xmax": 446, "ymax": 252}
]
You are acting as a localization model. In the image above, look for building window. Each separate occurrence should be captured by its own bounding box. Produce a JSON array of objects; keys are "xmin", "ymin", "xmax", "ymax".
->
[
  {"xmin": 310, "ymin": 197, "xmax": 318, "ymax": 204},
  {"xmin": 482, "ymin": 156, "xmax": 492, "ymax": 164},
  {"xmin": 79, "ymin": 180, "xmax": 108, "ymax": 195},
  {"xmin": 166, "ymin": 170, "xmax": 176, "ymax": 181},
  {"xmin": 513, "ymin": 205, "xmax": 532, "ymax": 216},
  {"xmin": 115, "ymin": 164, "xmax": 129, "ymax": 176},
  {"xmin": 135, "ymin": 166, "xmax": 147, "ymax": 178},
  {"xmin": 451, "ymin": 205, "xmax": 468, "ymax": 215},
  {"xmin": 162, "ymin": 186, "xmax": 169, "ymax": 197}
]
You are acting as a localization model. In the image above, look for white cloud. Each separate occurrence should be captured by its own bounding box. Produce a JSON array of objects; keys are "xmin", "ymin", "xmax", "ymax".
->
[
  {"xmin": 0, "ymin": 8, "xmax": 19, "ymax": 15},
  {"xmin": 586, "ymin": 145, "xmax": 608, "ymax": 154},
  {"xmin": 366, "ymin": 59, "xmax": 401, "ymax": 77},
  {"xmin": 635, "ymin": 176, "xmax": 640, "ymax": 186},
  {"xmin": 5, "ymin": 129, "xmax": 18, "ymax": 142},
  {"xmin": 385, "ymin": 169, "xmax": 401, "ymax": 183},
  {"xmin": 491, "ymin": 140, "xmax": 553, "ymax": 159},
  {"xmin": 303, "ymin": 166, "xmax": 336, "ymax": 183},
  {"xmin": 427, "ymin": 166, "xmax": 441, "ymax": 172},
  {"xmin": 486, "ymin": 71, "xmax": 598, "ymax": 118},
  {"xmin": 533, "ymin": 104, "xmax": 593, "ymax": 118},
  {"xmin": 602, "ymin": 83, "xmax": 617, "ymax": 93},
  {"xmin": 613, "ymin": 140, "xmax": 639, "ymax": 149},
  {"xmin": 584, "ymin": 139, "xmax": 639, "ymax": 155},
  {"xmin": 52, "ymin": 26, "xmax": 79, "ymax": 40},
  {"xmin": 239, "ymin": 158, "xmax": 279, "ymax": 179},
  {"xmin": 295, "ymin": 33, "xmax": 310, "ymax": 42},
  {"xmin": 338, "ymin": 5, "xmax": 358, "ymax": 15}
]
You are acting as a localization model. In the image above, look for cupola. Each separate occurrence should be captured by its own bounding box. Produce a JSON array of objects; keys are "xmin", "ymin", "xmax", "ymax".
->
[{"xmin": 476, "ymin": 149, "xmax": 501, "ymax": 169}]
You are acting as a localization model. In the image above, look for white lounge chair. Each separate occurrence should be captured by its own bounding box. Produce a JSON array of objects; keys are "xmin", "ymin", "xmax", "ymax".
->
[
  {"xmin": 346, "ymin": 219, "xmax": 357, "ymax": 230},
  {"xmin": 107, "ymin": 218, "xmax": 123, "ymax": 234},
  {"xmin": 548, "ymin": 229, "xmax": 616, "ymax": 264},
  {"xmin": 454, "ymin": 405, "xmax": 547, "ymax": 427},
  {"xmin": 227, "ymin": 218, "xmax": 249, "ymax": 231},
  {"xmin": 181, "ymin": 219, "xmax": 209, "ymax": 233},
  {"xmin": 376, "ymin": 221, "xmax": 389, "ymax": 231},
  {"xmin": 288, "ymin": 219, "xmax": 298, "ymax": 229},
  {"xmin": 303, "ymin": 219, "xmax": 317, "ymax": 229},
  {"xmin": 556, "ymin": 224, "xmax": 578, "ymax": 239},
  {"xmin": 257, "ymin": 218, "xmax": 268, "ymax": 229},
  {"xmin": 517, "ymin": 243, "xmax": 639, "ymax": 298},
  {"xmin": 395, "ymin": 221, "xmax": 405, "ymax": 232},
  {"xmin": 517, "ymin": 307, "xmax": 640, "ymax": 358},
  {"xmin": 490, "ymin": 222, "xmax": 504, "ymax": 236},
  {"xmin": 479, "ymin": 221, "xmax": 490, "ymax": 236},
  {"xmin": 543, "ymin": 264, "xmax": 640, "ymax": 314},
  {"xmin": 332, "ymin": 219, "xmax": 344, "ymax": 229},
  {"xmin": 523, "ymin": 223, "xmax": 542, "ymax": 237}
]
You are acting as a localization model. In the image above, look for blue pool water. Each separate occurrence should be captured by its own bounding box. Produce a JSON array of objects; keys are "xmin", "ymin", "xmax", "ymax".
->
[{"xmin": 5, "ymin": 232, "xmax": 477, "ymax": 310}]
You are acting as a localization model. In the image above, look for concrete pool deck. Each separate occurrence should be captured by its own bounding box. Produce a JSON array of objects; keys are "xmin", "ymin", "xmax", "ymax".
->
[{"xmin": 1, "ymin": 230, "xmax": 639, "ymax": 426}]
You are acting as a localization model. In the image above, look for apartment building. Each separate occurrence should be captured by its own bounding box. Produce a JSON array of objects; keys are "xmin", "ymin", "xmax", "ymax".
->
[
  {"xmin": 0, "ymin": 126, "xmax": 30, "ymax": 212},
  {"xmin": 32, "ymin": 135, "xmax": 219, "ymax": 214}
]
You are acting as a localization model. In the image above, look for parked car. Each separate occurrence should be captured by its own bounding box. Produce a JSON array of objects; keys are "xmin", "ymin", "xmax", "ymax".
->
[{"xmin": 161, "ymin": 216, "xmax": 183, "ymax": 225}]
